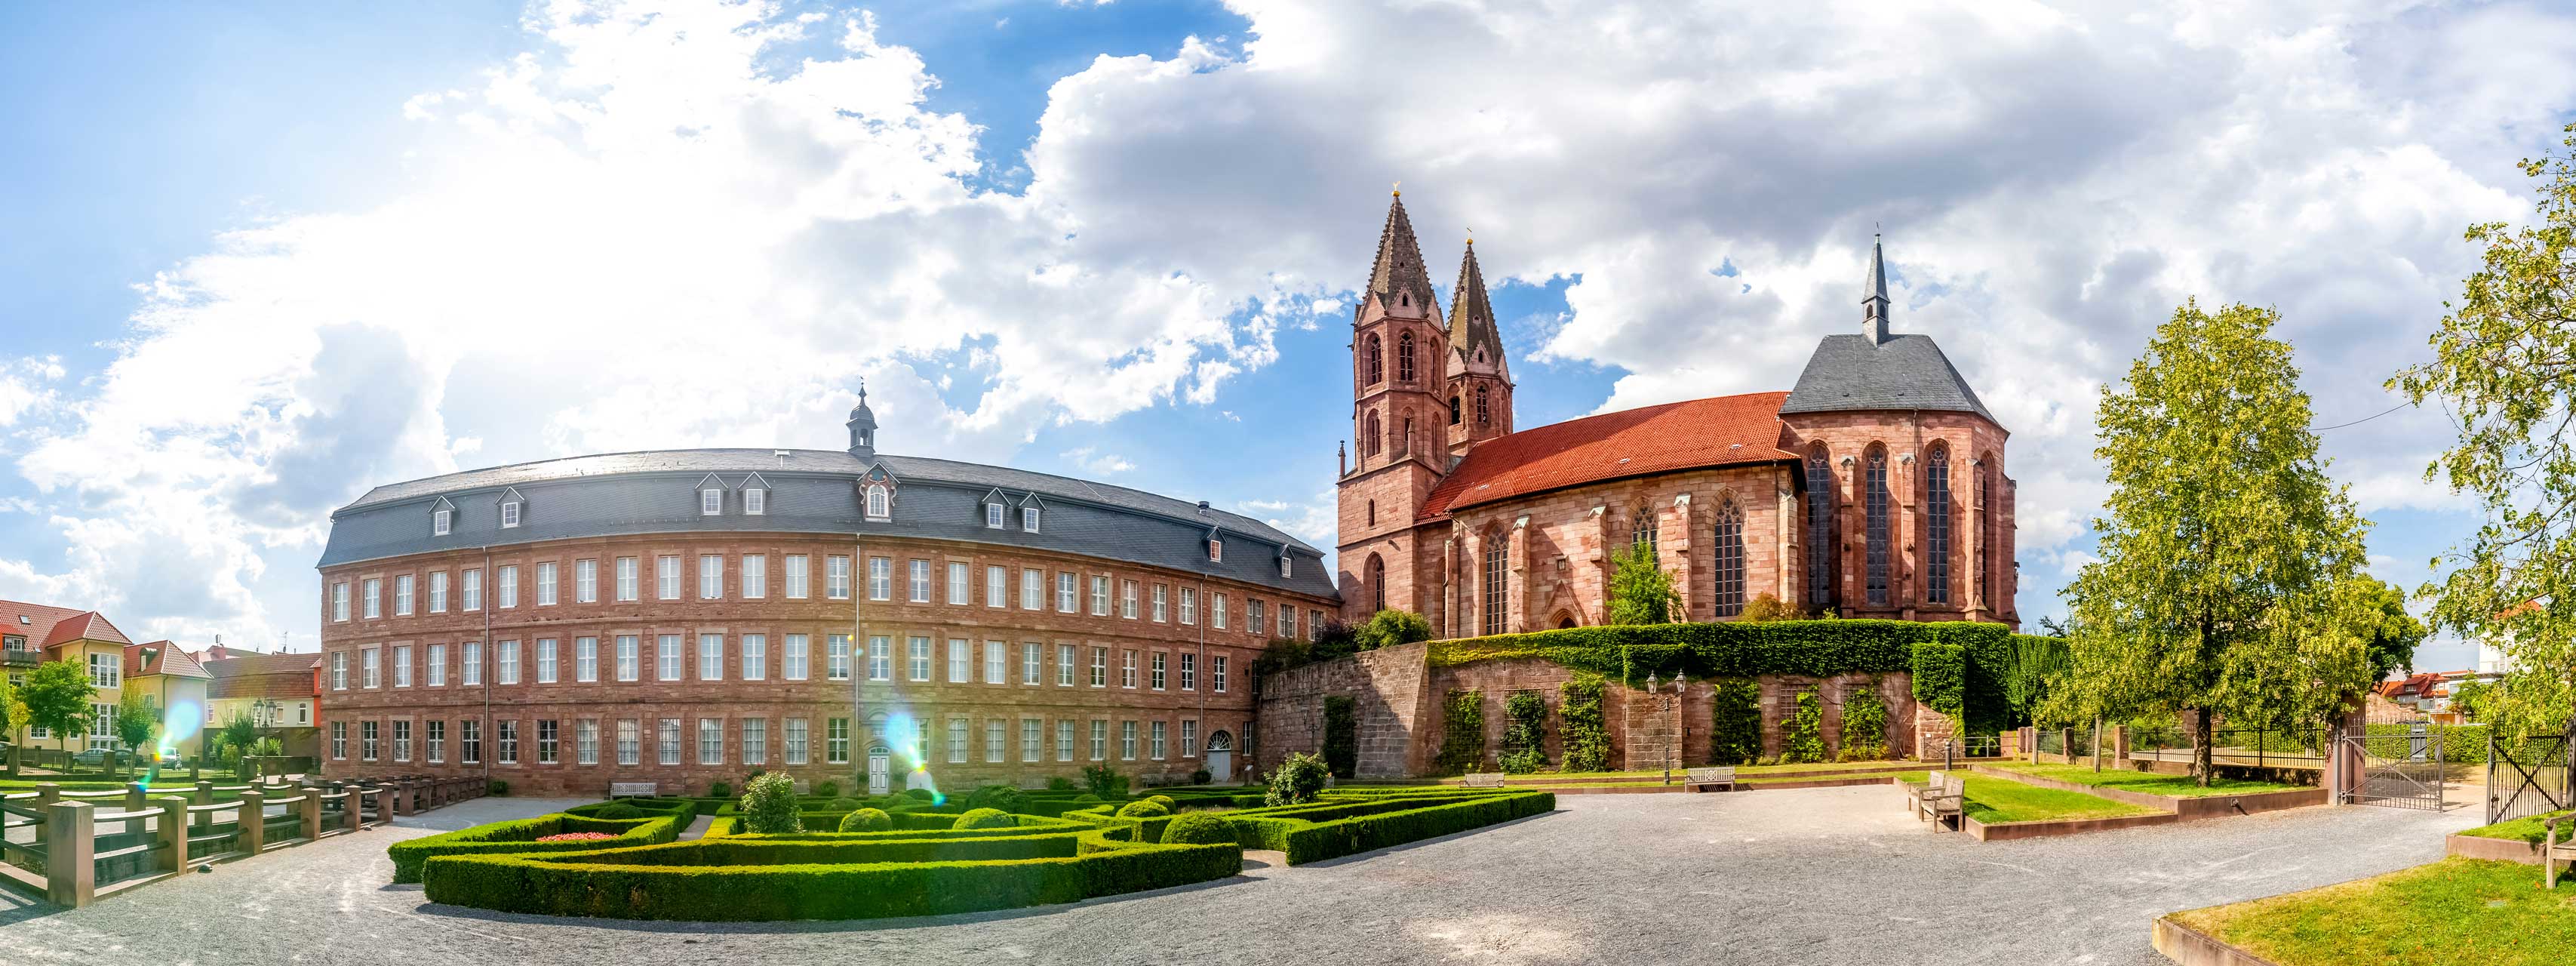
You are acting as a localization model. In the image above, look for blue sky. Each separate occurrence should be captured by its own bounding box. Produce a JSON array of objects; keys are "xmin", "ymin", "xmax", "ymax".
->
[{"xmin": 5, "ymin": 0, "xmax": 2573, "ymax": 672}]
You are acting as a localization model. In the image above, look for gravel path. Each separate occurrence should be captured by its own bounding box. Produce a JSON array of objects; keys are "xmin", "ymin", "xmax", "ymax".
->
[{"xmin": 0, "ymin": 786, "xmax": 2482, "ymax": 966}]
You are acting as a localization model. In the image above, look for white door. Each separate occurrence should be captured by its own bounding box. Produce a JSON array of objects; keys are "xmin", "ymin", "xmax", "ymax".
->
[
  {"xmin": 1205, "ymin": 731, "xmax": 1234, "ymax": 783},
  {"xmin": 867, "ymin": 746, "xmax": 890, "ymax": 795}
]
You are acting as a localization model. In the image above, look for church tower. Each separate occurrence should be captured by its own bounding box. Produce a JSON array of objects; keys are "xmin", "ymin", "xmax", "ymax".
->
[
  {"xmin": 1336, "ymin": 190, "xmax": 1454, "ymax": 625},
  {"xmin": 1444, "ymin": 236, "xmax": 1514, "ymax": 455}
]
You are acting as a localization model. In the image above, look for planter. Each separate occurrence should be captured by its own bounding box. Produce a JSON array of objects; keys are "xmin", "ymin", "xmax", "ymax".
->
[
  {"xmin": 1967, "ymin": 764, "xmax": 2326, "ymax": 818},
  {"xmin": 2444, "ymin": 832, "xmax": 2544, "ymax": 865},
  {"xmin": 2151, "ymin": 915, "xmax": 2282, "ymax": 966},
  {"xmin": 1962, "ymin": 810, "xmax": 2177, "ymax": 841}
]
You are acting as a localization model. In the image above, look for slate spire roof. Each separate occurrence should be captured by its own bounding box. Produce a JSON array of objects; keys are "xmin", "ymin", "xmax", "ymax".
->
[
  {"xmin": 1862, "ymin": 233, "xmax": 1892, "ymax": 344},
  {"xmin": 1363, "ymin": 191, "xmax": 1440, "ymax": 319},
  {"xmin": 1447, "ymin": 237, "xmax": 1505, "ymax": 371},
  {"xmin": 1780, "ymin": 236, "xmax": 1996, "ymax": 421}
]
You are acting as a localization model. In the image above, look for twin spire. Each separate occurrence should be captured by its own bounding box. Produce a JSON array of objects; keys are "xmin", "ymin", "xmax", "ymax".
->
[{"xmin": 1363, "ymin": 191, "xmax": 1502, "ymax": 371}]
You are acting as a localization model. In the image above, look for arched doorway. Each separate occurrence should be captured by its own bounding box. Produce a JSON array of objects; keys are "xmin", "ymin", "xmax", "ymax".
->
[
  {"xmin": 866, "ymin": 742, "xmax": 892, "ymax": 795},
  {"xmin": 1205, "ymin": 731, "xmax": 1235, "ymax": 783}
]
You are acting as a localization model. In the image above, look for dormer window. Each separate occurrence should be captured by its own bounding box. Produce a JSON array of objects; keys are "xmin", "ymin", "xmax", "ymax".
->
[
  {"xmin": 744, "ymin": 488, "xmax": 765, "ymax": 515},
  {"xmin": 865, "ymin": 485, "xmax": 890, "ymax": 521},
  {"xmin": 433, "ymin": 509, "xmax": 451, "ymax": 536},
  {"xmin": 701, "ymin": 488, "xmax": 723, "ymax": 515},
  {"xmin": 1280, "ymin": 556, "xmax": 1292, "ymax": 578},
  {"xmin": 1022, "ymin": 507, "xmax": 1041, "ymax": 532},
  {"xmin": 1208, "ymin": 539, "xmax": 1223, "ymax": 563},
  {"xmin": 500, "ymin": 500, "xmax": 521, "ymax": 528},
  {"xmin": 985, "ymin": 503, "xmax": 1004, "ymax": 529}
]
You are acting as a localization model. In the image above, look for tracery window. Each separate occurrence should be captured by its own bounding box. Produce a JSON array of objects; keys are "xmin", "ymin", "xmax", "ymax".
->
[
  {"xmin": 1926, "ymin": 445, "xmax": 1952, "ymax": 605},
  {"xmin": 1806, "ymin": 445, "xmax": 1837, "ymax": 608},
  {"xmin": 1713, "ymin": 497, "xmax": 1746, "ymax": 617},
  {"xmin": 1864, "ymin": 446, "xmax": 1891, "ymax": 606}
]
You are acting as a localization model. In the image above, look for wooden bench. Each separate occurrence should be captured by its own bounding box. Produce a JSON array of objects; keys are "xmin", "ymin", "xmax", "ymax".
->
[
  {"xmin": 1917, "ymin": 771, "xmax": 1965, "ymax": 831},
  {"xmin": 1460, "ymin": 773, "xmax": 1506, "ymax": 789},
  {"xmin": 2547, "ymin": 814, "xmax": 2576, "ymax": 889},
  {"xmin": 608, "ymin": 782, "xmax": 658, "ymax": 798},
  {"xmin": 1683, "ymin": 767, "xmax": 1736, "ymax": 792}
]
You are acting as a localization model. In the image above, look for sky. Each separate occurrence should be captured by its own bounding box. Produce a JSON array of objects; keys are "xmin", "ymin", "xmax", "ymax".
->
[{"xmin": 3, "ymin": 1, "xmax": 2572, "ymax": 672}]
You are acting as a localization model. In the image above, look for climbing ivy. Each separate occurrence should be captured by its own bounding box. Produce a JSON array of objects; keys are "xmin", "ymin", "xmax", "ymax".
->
[
  {"xmin": 1500, "ymin": 691, "xmax": 1548, "ymax": 774},
  {"xmin": 1783, "ymin": 688, "xmax": 1827, "ymax": 764},
  {"xmin": 1709, "ymin": 678, "xmax": 1763, "ymax": 765},
  {"xmin": 1436, "ymin": 690, "xmax": 1487, "ymax": 774},
  {"xmin": 1840, "ymin": 683, "xmax": 1889, "ymax": 761},
  {"xmin": 1322, "ymin": 695, "xmax": 1357, "ymax": 779},
  {"xmin": 1559, "ymin": 675, "xmax": 1612, "ymax": 772}
]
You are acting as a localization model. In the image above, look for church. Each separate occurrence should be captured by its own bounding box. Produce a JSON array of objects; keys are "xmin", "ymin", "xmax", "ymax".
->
[{"xmin": 1333, "ymin": 193, "xmax": 2019, "ymax": 635}]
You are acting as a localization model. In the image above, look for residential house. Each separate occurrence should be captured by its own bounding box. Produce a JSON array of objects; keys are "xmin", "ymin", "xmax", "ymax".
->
[
  {"xmin": 201, "ymin": 651, "xmax": 323, "ymax": 759},
  {"xmin": 124, "ymin": 641, "xmax": 213, "ymax": 760},
  {"xmin": 1, "ymin": 598, "xmax": 138, "ymax": 755}
]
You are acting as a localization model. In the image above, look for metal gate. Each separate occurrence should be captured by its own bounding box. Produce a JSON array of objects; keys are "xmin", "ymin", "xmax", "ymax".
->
[
  {"xmin": 2339, "ymin": 721, "xmax": 2448, "ymax": 811},
  {"xmin": 2488, "ymin": 731, "xmax": 2574, "ymax": 826}
]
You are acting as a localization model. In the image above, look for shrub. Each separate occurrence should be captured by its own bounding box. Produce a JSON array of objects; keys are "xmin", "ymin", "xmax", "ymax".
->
[
  {"xmin": 837, "ymin": 808, "xmax": 893, "ymax": 832},
  {"xmin": 592, "ymin": 801, "xmax": 644, "ymax": 820},
  {"xmin": 1606, "ymin": 540, "xmax": 1680, "ymax": 625},
  {"xmin": 964, "ymin": 784, "xmax": 1029, "ymax": 814},
  {"xmin": 1437, "ymin": 690, "xmax": 1486, "ymax": 774},
  {"xmin": 1190, "ymin": 769, "xmax": 1212, "ymax": 786},
  {"xmin": 1737, "ymin": 592, "xmax": 1795, "ymax": 623},
  {"xmin": 1323, "ymin": 695, "xmax": 1358, "ymax": 778},
  {"xmin": 1783, "ymin": 688, "xmax": 1826, "ymax": 764},
  {"xmin": 739, "ymin": 773, "xmax": 803, "ymax": 835},
  {"xmin": 1231, "ymin": 790, "xmax": 1556, "ymax": 866},
  {"xmin": 1501, "ymin": 691, "xmax": 1548, "ymax": 769},
  {"xmin": 826, "ymin": 797, "xmax": 864, "ymax": 812},
  {"xmin": 1910, "ymin": 641, "xmax": 1968, "ymax": 730},
  {"xmin": 1558, "ymin": 676, "xmax": 1611, "ymax": 772},
  {"xmin": 487, "ymin": 780, "xmax": 509, "ymax": 797},
  {"xmin": 1354, "ymin": 610, "xmax": 1434, "ymax": 651},
  {"xmin": 1047, "ymin": 776, "xmax": 1078, "ymax": 792},
  {"xmin": 1071, "ymin": 793, "xmax": 1104, "ymax": 804},
  {"xmin": 1266, "ymin": 751, "xmax": 1329, "ymax": 807},
  {"xmin": 813, "ymin": 780, "xmax": 841, "ymax": 798},
  {"xmin": 1839, "ymin": 684, "xmax": 1890, "ymax": 761},
  {"xmin": 709, "ymin": 780, "xmax": 733, "ymax": 799},
  {"xmin": 1145, "ymin": 794, "xmax": 1176, "ymax": 809},
  {"xmin": 904, "ymin": 787, "xmax": 935, "ymax": 801},
  {"xmin": 1710, "ymin": 678, "xmax": 1762, "ymax": 765},
  {"xmin": 386, "ymin": 811, "xmax": 682, "ymax": 883},
  {"xmin": 1115, "ymin": 799, "xmax": 1170, "ymax": 819},
  {"xmin": 1160, "ymin": 812, "xmax": 1234, "ymax": 845},
  {"xmin": 954, "ymin": 808, "xmax": 1017, "ymax": 830},
  {"xmin": 1082, "ymin": 763, "xmax": 1130, "ymax": 800}
]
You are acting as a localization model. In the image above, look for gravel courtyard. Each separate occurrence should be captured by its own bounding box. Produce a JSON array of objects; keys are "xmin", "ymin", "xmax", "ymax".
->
[{"xmin": 0, "ymin": 786, "xmax": 2482, "ymax": 966}]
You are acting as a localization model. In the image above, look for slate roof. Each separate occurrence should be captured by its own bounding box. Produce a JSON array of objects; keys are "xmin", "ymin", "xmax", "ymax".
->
[
  {"xmin": 321, "ymin": 449, "xmax": 1338, "ymax": 598},
  {"xmin": 127, "ymin": 641, "xmax": 211, "ymax": 680},
  {"xmin": 1446, "ymin": 239, "xmax": 1504, "ymax": 369},
  {"xmin": 1361, "ymin": 194, "xmax": 1441, "ymax": 319},
  {"xmin": 1423, "ymin": 392, "xmax": 1800, "ymax": 519},
  {"xmin": 1778, "ymin": 334, "xmax": 1997, "ymax": 422},
  {"xmin": 203, "ymin": 651, "xmax": 320, "ymax": 702}
]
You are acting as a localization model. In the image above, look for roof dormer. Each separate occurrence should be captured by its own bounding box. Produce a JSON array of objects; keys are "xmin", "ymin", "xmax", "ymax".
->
[
  {"xmin": 497, "ymin": 488, "xmax": 525, "ymax": 529},
  {"xmin": 695, "ymin": 473, "xmax": 728, "ymax": 516},
  {"xmin": 430, "ymin": 496, "xmax": 456, "ymax": 537},
  {"xmin": 739, "ymin": 472, "xmax": 770, "ymax": 515}
]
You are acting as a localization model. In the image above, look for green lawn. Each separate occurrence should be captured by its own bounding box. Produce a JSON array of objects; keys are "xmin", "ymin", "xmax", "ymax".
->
[
  {"xmin": 2173, "ymin": 857, "xmax": 2576, "ymax": 965},
  {"xmin": 2458, "ymin": 809, "xmax": 2575, "ymax": 846},
  {"xmin": 1893, "ymin": 771, "xmax": 2163, "ymax": 824},
  {"xmin": 1989, "ymin": 761, "xmax": 2304, "ymax": 798}
]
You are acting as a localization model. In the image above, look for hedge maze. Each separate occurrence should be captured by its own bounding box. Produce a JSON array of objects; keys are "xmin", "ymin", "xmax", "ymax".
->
[{"xmin": 397, "ymin": 786, "xmax": 1551, "ymax": 921}]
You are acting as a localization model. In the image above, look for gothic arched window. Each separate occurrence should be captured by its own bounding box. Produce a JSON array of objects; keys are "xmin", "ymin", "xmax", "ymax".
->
[
  {"xmin": 1366, "ymin": 554, "xmax": 1387, "ymax": 612},
  {"xmin": 1976, "ymin": 451, "xmax": 1997, "ymax": 607},
  {"xmin": 1481, "ymin": 536, "xmax": 1507, "ymax": 635},
  {"xmin": 1714, "ymin": 497, "xmax": 1746, "ymax": 617},
  {"xmin": 1402, "ymin": 416, "xmax": 1415, "ymax": 455},
  {"xmin": 1397, "ymin": 331, "xmax": 1416, "ymax": 383},
  {"xmin": 1926, "ymin": 444, "xmax": 1952, "ymax": 605},
  {"xmin": 1363, "ymin": 411, "xmax": 1382, "ymax": 457},
  {"xmin": 1806, "ymin": 445, "xmax": 1837, "ymax": 608},
  {"xmin": 1631, "ymin": 507, "xmax": 1658, "ymax": 553},
  {"xmin": 1475, "ymin": 385, "xmax": 1490, "ymax": 426},
  {"xmin": 1449, "ymin": 395, "xmax": 1462, "ymax": 425},
  {"xmin": 1864, "ymin": 445, "xmax": 1890, "ymax": 607},
  {"xmin": 1364, "ymin": 334, "xmax": 1383, "ymax": 385}
]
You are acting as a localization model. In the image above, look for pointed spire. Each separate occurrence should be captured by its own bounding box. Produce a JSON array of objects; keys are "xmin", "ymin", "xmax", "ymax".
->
[
  {"xmin": 1447, "ymin": 237, "xmax": 1504, "ymax": 368},
  {"xmin": 1363, "ymin": 190, "xmax": 1440, "ymax": 321},
  {"xmin": 847, "ymin": 378, "xmax": 878, "ymax": 458},
  {"xmin": 1861, "ymin": 232, "xmax": 1892, "ymax": 344}
]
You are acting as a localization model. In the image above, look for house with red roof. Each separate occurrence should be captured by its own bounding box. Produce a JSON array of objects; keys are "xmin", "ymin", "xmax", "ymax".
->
[
  {"xmin": 1336, "ymin": 193, "xmax": 2016, "ymax": 635},
  {"xmin": 2, "ymin": 598, "xmax": 140, "ymax": 757},
  {"xmin": 200, "ymin": 650, "xmax": 323, "ymax": 758}
]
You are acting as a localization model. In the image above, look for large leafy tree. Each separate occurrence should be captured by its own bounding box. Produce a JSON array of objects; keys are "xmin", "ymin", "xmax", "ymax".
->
[
  {"xmin": 1606, "ymin": 540, "xmax": 1680, "ymax": 626},
  {"xmin": 2353, "ymin": 574, "xmax": 2429, "ymax": 684},
  {"xmin": 19, "ymin": 660, "xmax": 95, "ymax": 752},
  {"xmin": 2390, "ymin": 122, "xmax": 2576, "ymax": 739},
  {"xmin": 2061, "ymin": 301, "xmax": 2377, "ymax": 785}
]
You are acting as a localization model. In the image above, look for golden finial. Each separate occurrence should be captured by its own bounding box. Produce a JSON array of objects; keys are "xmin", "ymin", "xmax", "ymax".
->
[
  {"xmin": 1466, "ymin": 226, "xmax": 1474, "ymax": 245},
  {"xmin": 1391, "ymin": 180, "xmax": 1401, "ymax": 197}
]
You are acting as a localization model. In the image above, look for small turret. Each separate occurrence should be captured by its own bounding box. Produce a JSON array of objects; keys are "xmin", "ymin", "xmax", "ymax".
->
[
  {"xmin": 847, "ymin": 381, "xmax": 878, "ymax": 458},
  {"xmin": 1862, "ymin": 234, "xmax": 1892, "ymax": 345}
]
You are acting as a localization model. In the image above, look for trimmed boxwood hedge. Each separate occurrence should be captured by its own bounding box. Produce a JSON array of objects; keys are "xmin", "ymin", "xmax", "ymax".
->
[
  {"xmin": 1226, "ymin": 789, "xmax": 1554, "ymax": 866},
  {"xmin": 419, "ymin": 827, "xmax": 1239, "ymax": 921},
  {"xmin": 389, "ymin": 808, "xmax": 690, "ymax": 883}
]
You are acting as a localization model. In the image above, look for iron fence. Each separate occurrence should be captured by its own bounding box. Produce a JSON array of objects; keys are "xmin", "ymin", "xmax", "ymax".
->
[{"xmin": 2488, "ymin": 731, "xmax": 2574, "ymax": 826}]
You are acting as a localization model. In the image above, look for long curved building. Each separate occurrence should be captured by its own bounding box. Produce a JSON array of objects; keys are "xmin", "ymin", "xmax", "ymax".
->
[{"xmin": 315, "ymin": 398, "xmax": 1339, "ymax": 796}]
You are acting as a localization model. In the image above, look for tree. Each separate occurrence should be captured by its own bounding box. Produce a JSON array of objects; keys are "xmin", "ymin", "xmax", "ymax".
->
[
  {"xmin": 1353, "ymin": 610, "xmax": 1433, "ymax": 650},
  {"xmin": 19, "ymin": 660, "xmax": 94, "ymax": 756},
  {"xmin": 217, "ymin": 711, "xmax": 259, "ymax": 761},
  {"xmin": 115, "ymin": 681, "xmax": 161, "ymax": 775},
  {"xmin": 2390, "ymin": 122, "xmax": 2576, "ymax": 740},
  {"xmin": 2355, "ymin": 575, "xmax": 2428, "ymax": 684},
  {"xmin": 1606, "ymin": 540, "xmax": 1680, "ymax": 626},
  {"xmin": 2451, "ymin": 679, "xmax": 2497, "ymax": 723},
  {"xmin": 2061, "ymin": 300, "xmax": 2377, "ymax": 785}
]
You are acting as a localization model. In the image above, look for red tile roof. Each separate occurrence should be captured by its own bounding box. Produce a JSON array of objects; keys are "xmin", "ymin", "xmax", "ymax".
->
[
  {"xmin": 127, "ymin": 641, "xmax": 212, "ymax": 679},
  {"xmin": 204, "ymin": 652, "xmax": 322, "ymax": 702},
  {"xmin": 0, "ymin": 598, "xmax": 133, "ymax": 652},
  {"xmin": 1423, "ymin": 391, "xmax": 1800, "ymax": 519}
]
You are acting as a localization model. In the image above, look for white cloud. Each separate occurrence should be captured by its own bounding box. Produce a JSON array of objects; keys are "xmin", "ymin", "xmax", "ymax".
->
[{"xmin": 1061, "ymin": 446, "xmax": 1135, "ymax": 475}]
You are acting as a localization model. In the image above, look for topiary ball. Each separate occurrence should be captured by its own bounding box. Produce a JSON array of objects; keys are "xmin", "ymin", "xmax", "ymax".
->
[
  {"xmin": 837, "ymin": 808, "xmax": 893, "ymax": 832},
  {"xmin": 826, "ymin": 797, "xmax": 863, "ymax": 811},
  {"xmin": 964, "ymin": 783, "xmax": 1030, "ymax": 814},
  {"xmin": 1145, "ymin": 794, "xmax": 1177, "ymax": 810},
  {"xmin": 812, "ymin": 780, "xmax": 841, "ymax": 798},
  {"xmin": 904, "ymin": 787, "xmax": 935, "ymax": 801},
  {"xmin": 1159, "ymin": 812, "xmax": 1234, "ymax": 846},
  {"xmin": 1071, "ymin": 793, "xmax": 1103, "ymax": 804},
  {"xmin": 954, "ymin": 808, "xmax": 1016, "ymax": 829},
  {"xmin": 1115, "ymin": 799, "xmax": 1170, "ymax": 819}
]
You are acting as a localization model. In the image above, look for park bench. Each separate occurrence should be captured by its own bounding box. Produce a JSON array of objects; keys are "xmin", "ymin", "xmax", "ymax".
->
[
  {"xmin": 2547, "ymin": 814, "xmax": 2576, "ymax": 889},
  {"xmin": 1683, "ymin": 767, "xmax": 1736, "ymax": 792},
  {"xmin": 1917, "ymin": 771, "xmax": 1965, "ymax": 831},
  {"xmin": 608, "ymin": 782, "xmax": 658, "ymax": 798},
  {"xmin": 1460, "ymin": 773, "xmax": 1506, "ymax": 789}
]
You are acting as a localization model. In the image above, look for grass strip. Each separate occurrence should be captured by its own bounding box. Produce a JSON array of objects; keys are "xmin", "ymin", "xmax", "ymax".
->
[
  {"xmin": 2173, "ymin": 857, "xmax": 2576, "ymax": 966},
  {"xmin": 1988, "ymin": 762, "xmax": 2303, "ymax": 798}
]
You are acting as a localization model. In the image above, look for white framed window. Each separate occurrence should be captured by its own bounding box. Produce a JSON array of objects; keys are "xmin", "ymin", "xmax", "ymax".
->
[
  {"xmin": 985, "ymin": 640, "xmax": 1005, "ymax": 684},
  {"xmin": 1022, "ymin": 718, "xmax": 1041, "ymax": 762},
  {"xmin": 616, "ymin": 557, "xmax": 638, "ymax": 601},
  {"xmin": 395, "ymin": 574, "xmax": 413, "ymax": 616},
  {"xmin": 1121, "ymin": 721, "xmax": 1138, "ymax": 761},
  {"xmin": 1281, "ymin": 555, "xmax": 1293, "ymax": 578},
  {"xmin": 742, "ymin": 718, "xmax": 767, "ymax": 766},
  {"xmin": 745, "ymin": 488, "xmax": 765, "ymax": 515},
  {"xmin": 1214, "ymin": 654, "xmax": 1230, "ymax": 693},
  {"xmin": 331, "ymin": 581, "xmax": 349, "ymax": 621},
  {"xmin": 699, "ymin": 555, "xmax": 724, "ymax": 600},
  {"xmin": 394, "ymin": 645, "xmax": 413, "ymax": 688},
  {"xmin": 536, "ymin": 719, "xmax": 557, "ymax": 764},
  {"xmin": 986, "ymin": 718, "xmax": 1005, "ymax": 763},
  {"xmin": 430, "ymin": 571, "xmax": 448, "ymax": 613},
  {"xmin": 701, "ymin": 488, "xmax": 723, "ymax": 515},
  {"xmin": 839, "ymin": 633, "xmax": 862, "ymax": 681},
  {"xmin": 497, "ymin": 639, "xmax": 520, "ymax": 685},
  {"xmin": 428, "ymin": 643, "xmax": 446, "ymax": 687},
  {"xmin": 1091, "ymin": 719, "xmax": 1108, "ymax": 761},
  {"xmin": 1151, "ymin": 584, "xmax": 1168, "ymax": 622},
  {"xmin": 1057, "ymin": 720, "xmax": 1074, "ymax": 762},
  {"xmin": 657, "ymin": 555, "xmax": 681, "ymax": 600},
  {"xmin": 1057, "ymin": 643, "xmax": 1075, "ymax": 687},
  {"xmin": 827, "ymin": 718, "xmax": 850, "ymax": 764},
  {"xmin": 536, "ymin": 638, "xmax": 557, "ymax": 683},
  {"xmin": 576, "ymin": 636, "xmax": 597, "ymax": 681},
  {"xmin": 1053, "ymin": 571, "xmax": 1074, "ymax": 612},
  {"xmin": 1280, "ymin": 605, "xmax": 1294, "ymax": 637},
  {"xmin": 460, "ymin": 719, "xmax": 481, "ymax": 764},
  {"xmin": 1023, "ymin": 642, "xmax": 1041, "ymax": 685},
  {"xmin": 1022, "ymin": 506, "xmax": 1041, "ymax": 532},
  {"xmin": 742, "ymin": 554, "xmax": 764, "ymax": 598},
  {"xmin": 908, "ymin": 635, "xmax": 930, "ymax": 682},
  {"xmin": 1181, "ymin": 719, "xmax": 1197, "ymax": 758},
  {"xmin": 659, "ymin": 718, "xmax": 681, "ymax": 766},
  {"xmin": 1091, "ymin": 576, "xmax": 1108, "ymax": 616},
  {"xmin": 985, "ymin": 502, "xmax": 1004, "ymax": 528},
  {"xmin": 785, "ymin": 555, "xmax": 809, "ymax": 598},
  {"xmin": 698, "ymin": 634, "xmax": 724, "ymax": 681},
  {"xmin": 618, "ymin": 719, "xmax": 639, "ymax": 766},
  {"xmin": 698, "ymin": 718, "xmax": 723, "ymax": 765},
  {"xmin": 1179, "ymin": 587, "xmax": 1196, "ymax": 625},
  {"xmin": 827, "ymin": 555, "xmax": 851, "ymax": 599},
  {"xmin": 496, "ymin": 565, "xmax": 518, "ymax": 608},
  {"xmin": 784, "ymin": 718, "xmax": 808, "ymax": 766},
  {"xmin": 1180, "ymin": 651, "xmax": 1196, "ymax": 691},
  {"xmin": 433, "ymin": 508, "xmax": 451, "ymax": 536},
  {"xmin": 657, "ymin": 634, "xmax": 681, "ymax": 681},
  {"xmin": 948, "ymin": 638, "xmax": 970, "ymax": 683},
  {"xmin": 330, "ymin": 652, "xmax": 347, "ymax": 691},
  {"xmin": 463, "ymin": 641, "xmax": 482, "ymax": 685},
  {"xmin": 500, "ymin": 500, "xmax": 520, "ymax": 528},
  {"xmin": 908, "ymin": 559, "xmax": 930, "ymax": 602},
  {"xmin": 1121, "ymin": 580, "xmax": 1138, "ymax": 619},
  {"xmin": 1151, "ymin": 651, "xmax": 1167, "ymax": 691},
  {"xmin": 867, "ymin": 556, "xmax": 891, "ymax": 601},
  {"xmin": 1021, "ymin": 568, "xmax": 1042, "ymax": 611},
  {"xmin": 948, "ymin": 718, "xmax": 970, "ymax": 763},
  {"xmin": 1121, "ymin": 650, "xmax": 1138, "ymax": 689},
  {"xmin": 360, "ymin": 648, "xmax": 379, "ymax": 689},
  {"xmin": 1090, "ymin": 646, "xmax": 1107, "ymax": 688},
  {"xmin": 428, "ymin": 720, "xmax": 445, "ymax": 764},
  {"xmin": 576, "ymin": 558, "xmax": 597, "ymax": 603},
  {"xmin": 577, "ymin": 720, "xmax": 598, "ymax": 765},
  {"xmin": 616, "ymin": 635, "xmax": 638, "ymax": 681},
  {"xmin": 948, "ymin": 561, "xmax": 970, "ymax": 605},
  {"xmin": 1151, "ymin": 720, "xmax": 1167, "ymax": 760},
  {"xmin": 331, "ymin": 721, "xmax": 346, "ymax": 760},
  {"xmin": 784, "ymin": 633, "xmax": 808, "ymax": 680},
  {"xmin": 985, "ymin": 565, "xmax": 1005, "ymax": 608},
  {"xmin": 1213, "ymin": 594, "xmax": 1227, "ymax": 629},
  {"xmin": 462, "ymin": 568, "xmax": 481, "ymax": 611},
  {"xmin": 865, "ymin": 485, "xmax": 890, "ymax": 520},
  {"xmin": 742, "ymin": 633, "xmax": 765, "ymax": 681},
  {"xmin": 364, "ymin": 578, "xmax": 382, "ymax": 620},
  {"xmin": 536, "ymin": 561, "xmax": 558, "ymax": 606}
]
